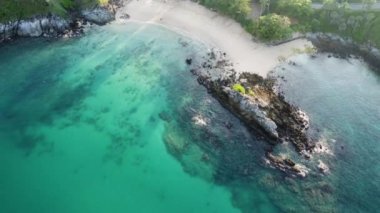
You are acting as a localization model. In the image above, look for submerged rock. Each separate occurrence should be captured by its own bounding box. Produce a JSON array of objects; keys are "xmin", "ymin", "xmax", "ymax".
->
[
  {"xmin": 318, "ymin": 160, "xmax": 329, "ymax": 174},
  {"xmin": 185, "ymin": 58, "xmax": 193, "ymax": 65},
  {"xmin": 265, "ymin": 152, "xmax": 309, "ymax": 178}
]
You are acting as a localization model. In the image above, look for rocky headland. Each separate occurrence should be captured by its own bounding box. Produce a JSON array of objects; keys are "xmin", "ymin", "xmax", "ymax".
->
[{"xmin": 186, "ymin": 50, "xmax": 315, "ymax": 177}]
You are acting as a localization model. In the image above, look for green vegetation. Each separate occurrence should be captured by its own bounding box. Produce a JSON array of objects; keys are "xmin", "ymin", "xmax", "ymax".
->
[
  {"xmin": 272, "ymin": 0, "xmax": 380, "ymax": 47},
  {"xmin": 311, "ymin": 0, "xmax": 380, "ymax": 47},
  {"xmin": 199, "ymin": 0, "xmax": 380, "ymax": 47},
  {"xmin": 277, "ymin": 0, "xmax": 313, "ymax": 19},
  {"xmin": 0, "ymin": 0, "xmax": 109, "ymax": 22},
  {"xmin": 232, "ymin": 84, "xmax": 246, "ymax": 94},
  {"xmin": 1, "ymin": 0, "xmax": 379, "ymax": 48},
  {"xmin": 199, "ymin": 0, "xmax": 252, "ymax": 22},
  {"xmin": 0, "ymin": 0, "xmax": 49, "ymax": 22},
  {"xmin": 199, "ymin": 0, "xmax": 295, "ymax": 41},
  {"xmin": 256, "ymin": 13, "xmax": 292, "ymax": 40}
]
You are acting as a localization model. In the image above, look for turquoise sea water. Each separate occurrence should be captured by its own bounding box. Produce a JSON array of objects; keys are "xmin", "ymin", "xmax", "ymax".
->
[
  {"xmin": 0, "ymin": 23, "xmax": 379, "ymax": 213},
  {"xmin": 0, "ymin": 23, "xmax": 240, "ymax": 213}
]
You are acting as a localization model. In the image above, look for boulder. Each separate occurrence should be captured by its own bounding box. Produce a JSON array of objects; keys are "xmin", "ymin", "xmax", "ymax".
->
[
  {"xmin": 81, "ymin": 8, "xmax": 115, "ymax": 25},
  {"xmin": 18, "ymin": 19, "xmax": 43, "ymax": 37}
]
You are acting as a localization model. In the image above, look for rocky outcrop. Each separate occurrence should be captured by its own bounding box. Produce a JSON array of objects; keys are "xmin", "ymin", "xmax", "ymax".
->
[
  {"xmin": 0, "ymin": 15, "xmax": 70, "ymax": 42},
  {"xmin": 81, "ymin": 7, "xmax": 115, "ymax": 25},
  {"xmin": 265, "ymin": 153, "xmax": 309, "ymax": 178},
  {"xmin": 221, "ymin": 87, "xmax": 279, "ymax": 139},
  {"xmin": 191, "ymin": 52, "xmax": 312, "ymax": 151},
  {"xmin": 308, "ymin": 33, "xmax": 380, "ymax": 72},
  {"xmin": 188, "ymin": 49, "xmax": 314, "ymax": 177},
  {"xmin": 19, "ymin": 16, "xmax": 69, "ymax": 37},
  {"xmin": 317, "ymin": 160, "xmax": 329, "ymax": 174},
  {"xmin": 0, "ymin": 7, "xmax": 115, "ymax": 43}
]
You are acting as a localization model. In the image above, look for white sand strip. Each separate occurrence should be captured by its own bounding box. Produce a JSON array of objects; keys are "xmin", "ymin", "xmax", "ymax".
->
[{"xmin": 117, "ymin": 0, "xmax": 312, "ymax": 76}]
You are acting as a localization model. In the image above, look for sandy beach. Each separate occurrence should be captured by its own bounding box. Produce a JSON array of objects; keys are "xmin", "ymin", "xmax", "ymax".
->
[{"xmin": 117, "ymin": 0, "xmax": 312, "ymax": 76}]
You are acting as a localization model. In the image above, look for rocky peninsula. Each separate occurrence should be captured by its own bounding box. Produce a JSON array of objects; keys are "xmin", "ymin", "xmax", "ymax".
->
[{"xmin": 186, "ymin": 49, "xmax": 314, "ymax": 177}]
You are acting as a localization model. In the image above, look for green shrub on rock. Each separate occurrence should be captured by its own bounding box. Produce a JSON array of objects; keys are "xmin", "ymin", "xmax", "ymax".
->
[{"xmin": 232, "ymin": 84, "xmax": 246, "ymax": 94}]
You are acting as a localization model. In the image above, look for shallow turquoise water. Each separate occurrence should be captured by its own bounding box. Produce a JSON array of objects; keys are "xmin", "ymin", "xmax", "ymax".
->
[
  {"xmin": 0, "ymin": 23, "xmax": 241, "ymax": 213},
  {"xmin": 0, "ymin": 23, "xmax": 379, "ymax": 213}
]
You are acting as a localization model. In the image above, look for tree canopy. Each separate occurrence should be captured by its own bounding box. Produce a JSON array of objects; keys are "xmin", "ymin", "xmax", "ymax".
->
[
  {"xmin": 256, "ymin": 13, "xmax": 292, "ymax": 41},
  {"xmin": 276, "ymin": 0, "xmax": 313, "ymax": 19},
  {"xmin": 0, "ymin": 0, "xmax": 108, "ymax": 22},
  {"xmin": 199, "ymin": 0, "xmax": 252, "ymax": 21}
]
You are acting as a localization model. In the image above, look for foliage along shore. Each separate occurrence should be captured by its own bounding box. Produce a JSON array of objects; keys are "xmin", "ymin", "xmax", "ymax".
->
[
  {"xmin": 1, "ymin": 0, "xmax": 380, "ymax": 50},
  {"xmin": 198, "ymin": 0, "xmax": 380, "ymax": 48},
  {"xmin": 0, "ymin": 0, "xmax": 122, "ymax": 42},
  {"xmin": 197, "ymin": 0, "xmax": 380, "ymax": 71}
]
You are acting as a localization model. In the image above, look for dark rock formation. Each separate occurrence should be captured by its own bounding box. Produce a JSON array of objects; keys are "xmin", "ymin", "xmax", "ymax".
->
[
  {"xmin": 186, "ymin": 49, "xmax": 314, "ymax": 177},
  {"xmin": 265, "ymin": 152, "xmax": 308, "ymax": 178},
  {"xmin": 119, "ymin": 13, "xmax": 130, "ymax": 20},
  {"xmin": 308, "ymin": 33, "xmax": 380, "ymax": 73},
  {"xmin": 0, "ymin": 15, "xmax": 70, "ymax": 42},
  {"xmin": 185, "ymin": 58, "xmax": 193, "ymax": 65},
  {"xmin": 0, "ymin": 7, "xmax": 116, "ymax": 43},
  {"xmin": 81, "ymin": 7, "xmax": 115, "ymax": 26}
]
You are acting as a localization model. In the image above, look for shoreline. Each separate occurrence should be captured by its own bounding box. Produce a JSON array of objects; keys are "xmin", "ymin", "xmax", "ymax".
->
[
  {"xmin": 1, "ymin": 0, "xmax": 377, "ymax": 178},
  {"xmin": 308, "ymin": 33, "xmax": 380, "ymax": 73},
  {"xmin": 0, "ymin": 7, "xmax": 116, "ymax": 44},
  {"xmin": 117, "ymin": 0, "xmax": 312, "ymax": 77}
]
